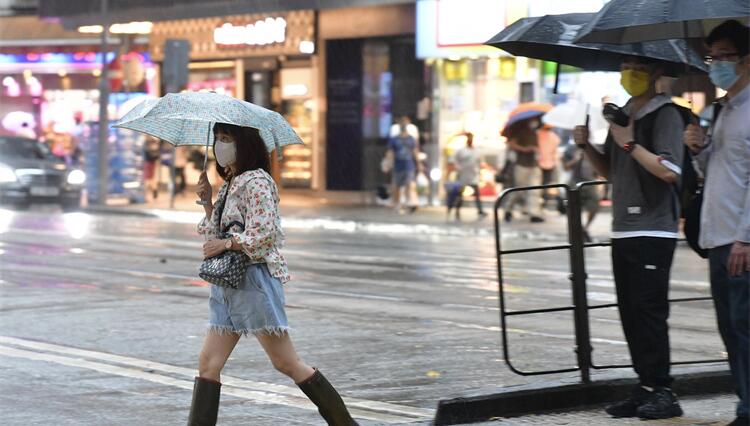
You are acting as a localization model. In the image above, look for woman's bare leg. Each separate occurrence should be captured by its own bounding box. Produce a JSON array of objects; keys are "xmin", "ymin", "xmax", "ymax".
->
[
  {"xmin": 198, "ymin": 331, "xmax": 241, "ymax": 381},
  {"xmin": 255, "ymin": 332, "xmax": 314, "ymax": 383}
]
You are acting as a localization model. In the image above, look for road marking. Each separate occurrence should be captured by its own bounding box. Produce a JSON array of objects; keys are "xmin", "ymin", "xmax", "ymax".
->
[{"xmin": 0, "ymin": 336, "xmax": 433, "ymax": 422}]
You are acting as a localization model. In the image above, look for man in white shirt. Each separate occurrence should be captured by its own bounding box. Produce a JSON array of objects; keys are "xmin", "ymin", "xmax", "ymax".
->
[
  {"xmin": 449, "ymin": 132, "xmax": 486, "ymax": 220},
  {"xmin": 683, "ymin": 20, "xmax": 749, "ymax": 426}
]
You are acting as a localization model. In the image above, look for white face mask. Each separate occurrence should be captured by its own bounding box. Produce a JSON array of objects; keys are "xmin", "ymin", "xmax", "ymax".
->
[{"xmin": 215, "ymin": 139, "xmax": 237, "ymax": 167}]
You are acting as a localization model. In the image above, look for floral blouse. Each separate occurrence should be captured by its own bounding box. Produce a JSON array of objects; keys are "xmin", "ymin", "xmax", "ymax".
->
[{"xmin": 197, "ymin": 169, "xmax": 290, "ymax": 284}]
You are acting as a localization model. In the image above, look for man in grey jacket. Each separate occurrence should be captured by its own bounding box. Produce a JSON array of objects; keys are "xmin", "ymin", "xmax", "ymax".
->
[
  {"xmin": 684, "ymin": 20, "xmax": 750, "ymax": 426},
  {"xmin": 574, "ymin": 56, "xmax": 685, "ymax": 420}
]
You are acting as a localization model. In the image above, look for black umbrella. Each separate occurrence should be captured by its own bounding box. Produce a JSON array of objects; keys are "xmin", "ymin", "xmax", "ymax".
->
[
  {"xmin": 485, "ymin": 13, "xmax": 708, "ymax": 77},
  {"xmin": 574, "ymin": 0, "xmax": 750, "ymax": 44}
]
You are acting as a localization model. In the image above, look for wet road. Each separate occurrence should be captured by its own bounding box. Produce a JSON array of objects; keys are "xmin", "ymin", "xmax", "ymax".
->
[{"xmin": 0, "ymin": 206, "xmax": 725, "ymax": 425}]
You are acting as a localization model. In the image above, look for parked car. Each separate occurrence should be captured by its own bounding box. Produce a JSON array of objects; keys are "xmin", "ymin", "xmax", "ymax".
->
[{"xmin": 0, "ymin": 135, "xmax": 85, "ymax": 210}]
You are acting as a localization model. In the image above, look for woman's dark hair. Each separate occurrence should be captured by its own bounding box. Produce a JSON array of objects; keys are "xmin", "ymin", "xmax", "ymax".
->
[
  {"xmin": 706, "ymin": 20, "xmax": 750, "ymax": 57},
  {"xmin": 212, "ymin": 123, "xmax": 270, "ymax": 180}
]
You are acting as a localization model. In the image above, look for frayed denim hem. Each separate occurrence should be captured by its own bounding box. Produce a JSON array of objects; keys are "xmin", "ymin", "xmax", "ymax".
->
[{"xmin": 206, "ymin": 324, "xmax": 290, "ymax": 338}]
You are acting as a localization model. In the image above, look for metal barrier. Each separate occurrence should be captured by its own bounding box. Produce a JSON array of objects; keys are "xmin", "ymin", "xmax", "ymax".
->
[{"xmin": 494, "ymin": 181, "xmax": 724, "ymax": 384}]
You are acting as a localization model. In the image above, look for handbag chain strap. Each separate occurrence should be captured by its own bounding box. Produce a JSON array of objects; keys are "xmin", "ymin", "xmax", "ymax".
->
[{"xmin": 214, "ymin": 178, "xmax": 245, "ymax": 235}]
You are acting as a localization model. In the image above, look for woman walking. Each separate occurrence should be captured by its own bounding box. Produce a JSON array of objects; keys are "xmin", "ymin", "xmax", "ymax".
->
[{"xmin": 190, "ymin": 122, "xmax": 358, "ymax": 426}]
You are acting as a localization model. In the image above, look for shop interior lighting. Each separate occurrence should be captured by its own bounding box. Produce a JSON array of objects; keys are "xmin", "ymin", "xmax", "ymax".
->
[
  {"xmin": 2, "ymin": 77, "xmax": 21, "ymax": 97},
  {"xmin": 92, "ymin": 69, "xmax": 102, "ymax": 77},
  {"xmin": 298, "ymin": 40, "xmax": 315, "ymax": 54},
  {"xmin": 77, "ymin": 21, "xmax": 153, "ymax": 34},
  {"xmin": 110, "ymin": 22, "xmax": 153, "ymax": 34},
  {"xmin": 77, "ymin": 25, "xmax": 103, "ymax": 33},
  {"xmin": 282, "ymin": 84, "xmax": 308, "ymax": 97},
  {"xmin": 22, "ymin": 70, "xmax": 41, "ymax": 96}
]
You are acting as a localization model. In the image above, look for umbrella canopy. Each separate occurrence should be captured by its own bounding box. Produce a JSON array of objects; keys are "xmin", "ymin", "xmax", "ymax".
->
[
  {"xmin": 575, "ymin": 0, "xmax": 750, "ymax": 44},
  {"xmin": 501, "ymin": 102, "xmax": 553, "ymax": 136},
  {"xmin": 113, "ymin": 92, "xmax": 303, "ymax": 156},
  {"xmin": 543, "ymin": 101, "xmax": 606, "ymax": 131},
  {"xmin": 543, "ymin": 100, "xmax": 610, "ymax": 144},
  {"xmin": 486, "ymin": 13, "xmax": 708, "ymax": 77}
]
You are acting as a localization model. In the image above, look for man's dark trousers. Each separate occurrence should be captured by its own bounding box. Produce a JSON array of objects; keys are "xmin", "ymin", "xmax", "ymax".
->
[
  {"xmin": 612, "ymin": 237, "xmax": 677, "ymax": 388},
  {"xmin": 455, "ymin": 184, "xmax": 484, "ymax": 214},
  {"xmin": 709, "ymin": 244, "xmax": 749, "ymax": 418}
]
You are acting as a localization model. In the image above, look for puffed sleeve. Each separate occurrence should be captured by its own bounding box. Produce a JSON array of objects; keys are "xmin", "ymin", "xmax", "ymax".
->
[
  {"xmin": 197, "ymin": 215, "xmax": 217, "ymax": 239},
  {"xmin": 230, "ymin": 176, "xmax": 279, "ymax": 260}
]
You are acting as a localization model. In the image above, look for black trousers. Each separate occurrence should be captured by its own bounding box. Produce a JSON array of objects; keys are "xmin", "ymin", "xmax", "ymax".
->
[
  {"xmin": 611, "ymin": 237, "xmax": 677, "ymax": 388},
  {"xmin": 455, "ymin": 184, "xmax": 484, "ymax": 214},
  {"xmin": 709, "ymin": 244, "xmax": 749, "ymax": 417}
]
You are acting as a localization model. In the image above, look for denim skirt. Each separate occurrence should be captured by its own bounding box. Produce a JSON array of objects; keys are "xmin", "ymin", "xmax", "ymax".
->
[{"xmin": 207, "ymin": 263, "xmax": 289, "ymax": 337}]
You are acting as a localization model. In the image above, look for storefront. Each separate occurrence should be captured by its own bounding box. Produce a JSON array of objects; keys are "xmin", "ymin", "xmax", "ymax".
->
[
  {"xmin": 0, "ymin": 17, "xmax": 154, "ymax": 136},
  {"xmin": 148, "ymin": 10, "xmax": 317, "ymax": 189},
  {"xmin": 319, "ymin": 3, "xmax": 424, "ymax": 193},
  {"xmin": 0, "ymin": 15, "xmax": 156, "ymax": 203},
  {"xmin": 415, "ymin": 0, "xmax": 540, "ymax": 201},
  {"xmin": 415, "ymin": 0, "xmax": 615, "ymax": 201}
]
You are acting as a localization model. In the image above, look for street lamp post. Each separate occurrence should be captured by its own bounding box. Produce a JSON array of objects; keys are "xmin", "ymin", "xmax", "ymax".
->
[{"xmin": 96, "ymin": 0, "xmax": 110, "ymax": 205}]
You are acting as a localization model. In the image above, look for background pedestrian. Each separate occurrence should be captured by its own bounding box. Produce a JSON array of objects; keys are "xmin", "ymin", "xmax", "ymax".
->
[
  {"xmin": 505, "ymin": 118, "xmax": 544, "ymax": 223},
  {"xmin": 449, "ymin": 132, "xmax": 487, "ymax": 220}
]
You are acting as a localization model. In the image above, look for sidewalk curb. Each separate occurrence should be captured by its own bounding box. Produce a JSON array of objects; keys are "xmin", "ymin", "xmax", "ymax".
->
[{"xmin": 434, "ymin": 367, "xmax": 731, "ymax": 425}]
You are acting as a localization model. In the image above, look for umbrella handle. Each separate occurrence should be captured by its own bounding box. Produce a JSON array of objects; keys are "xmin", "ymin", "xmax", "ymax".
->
[
  {"xmin": 584, "ymin": 103, "xmax": 591, "ymax": 129},
  {"xmin": 203, "ymin": 121, "xmax": 211, "ymax": 170},
  {"xmin": 196, "ymin": 121, "xmax": 212, "ymax": 206}
]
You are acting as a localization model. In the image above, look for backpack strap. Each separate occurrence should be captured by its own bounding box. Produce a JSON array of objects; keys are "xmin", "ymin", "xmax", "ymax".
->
[
  {"xmin": 632, "ymin": 103, "xmax": 692, "ymax": 219},
  {"xmin": 705, "ymin": 98, "xmax": 726, "ymax": 146}
]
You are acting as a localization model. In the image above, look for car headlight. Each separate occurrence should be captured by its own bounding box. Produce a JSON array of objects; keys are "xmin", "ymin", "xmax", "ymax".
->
[
  {"xmin": 0, "ymin": 164, "xmax": 17, "ymax": 183},
  {"xmin": 67, "ymin": 170, "xmax": 86, "ymax": 185}
]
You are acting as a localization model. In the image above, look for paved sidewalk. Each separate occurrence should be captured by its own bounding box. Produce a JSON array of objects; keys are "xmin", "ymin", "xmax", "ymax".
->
[{"xmin": 477, "ymin": 392, "xmax": 737, "ymax": 425}]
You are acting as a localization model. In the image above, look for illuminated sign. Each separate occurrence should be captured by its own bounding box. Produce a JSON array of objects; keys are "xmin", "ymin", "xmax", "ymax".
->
[
  {"xmin": 0, "ymin": 52, "xmax": 149, "ymax": 65},
  {"xmin": 214, "ymin": 18, "xmax": 287, "ymax": 46},
  {"xmin": 436, "ymin": 0, "xmax": 505, "ymax": 47},
  {"xmin": 417, "ymin": 0, "xmax": 513, "ymax": 59}
]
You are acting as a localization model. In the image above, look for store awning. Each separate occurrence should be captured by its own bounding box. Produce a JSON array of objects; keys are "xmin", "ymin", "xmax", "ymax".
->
[
  {"xmin": 40, "ymin": 0, "xmax": 415, "ymax": 29},
  {"xmin": 0, "ymin": 15, "xmax": 147, "ymax": 54}
]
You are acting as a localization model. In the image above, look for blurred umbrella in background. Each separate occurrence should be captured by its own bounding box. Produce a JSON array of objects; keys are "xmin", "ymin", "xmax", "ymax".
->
[{"xmin": 501, "ymin": 102, "xmax": 553, "ymax": 137}]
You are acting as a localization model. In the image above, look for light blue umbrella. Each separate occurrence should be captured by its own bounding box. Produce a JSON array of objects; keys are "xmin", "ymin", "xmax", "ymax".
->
[{"xmin": 113, "ymin": 91, "xmax": 303, "ymax": 167}]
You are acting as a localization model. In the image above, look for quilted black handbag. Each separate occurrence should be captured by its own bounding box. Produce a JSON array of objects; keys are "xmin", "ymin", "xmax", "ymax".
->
[{"xmin": 199, "ymin": 184, "xmax": 249, "ymax": 288}]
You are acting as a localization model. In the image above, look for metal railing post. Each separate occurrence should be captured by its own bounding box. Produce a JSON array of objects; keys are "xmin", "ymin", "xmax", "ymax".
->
[{"xmin": 566, "ymin": 185, "xmax": 593, "ymax": 383}]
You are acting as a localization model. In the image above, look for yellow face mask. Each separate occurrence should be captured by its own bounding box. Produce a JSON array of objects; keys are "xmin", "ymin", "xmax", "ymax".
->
[{"xmin": 620, "ymin": 69, "xmax": 650, "ymax": 97}]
